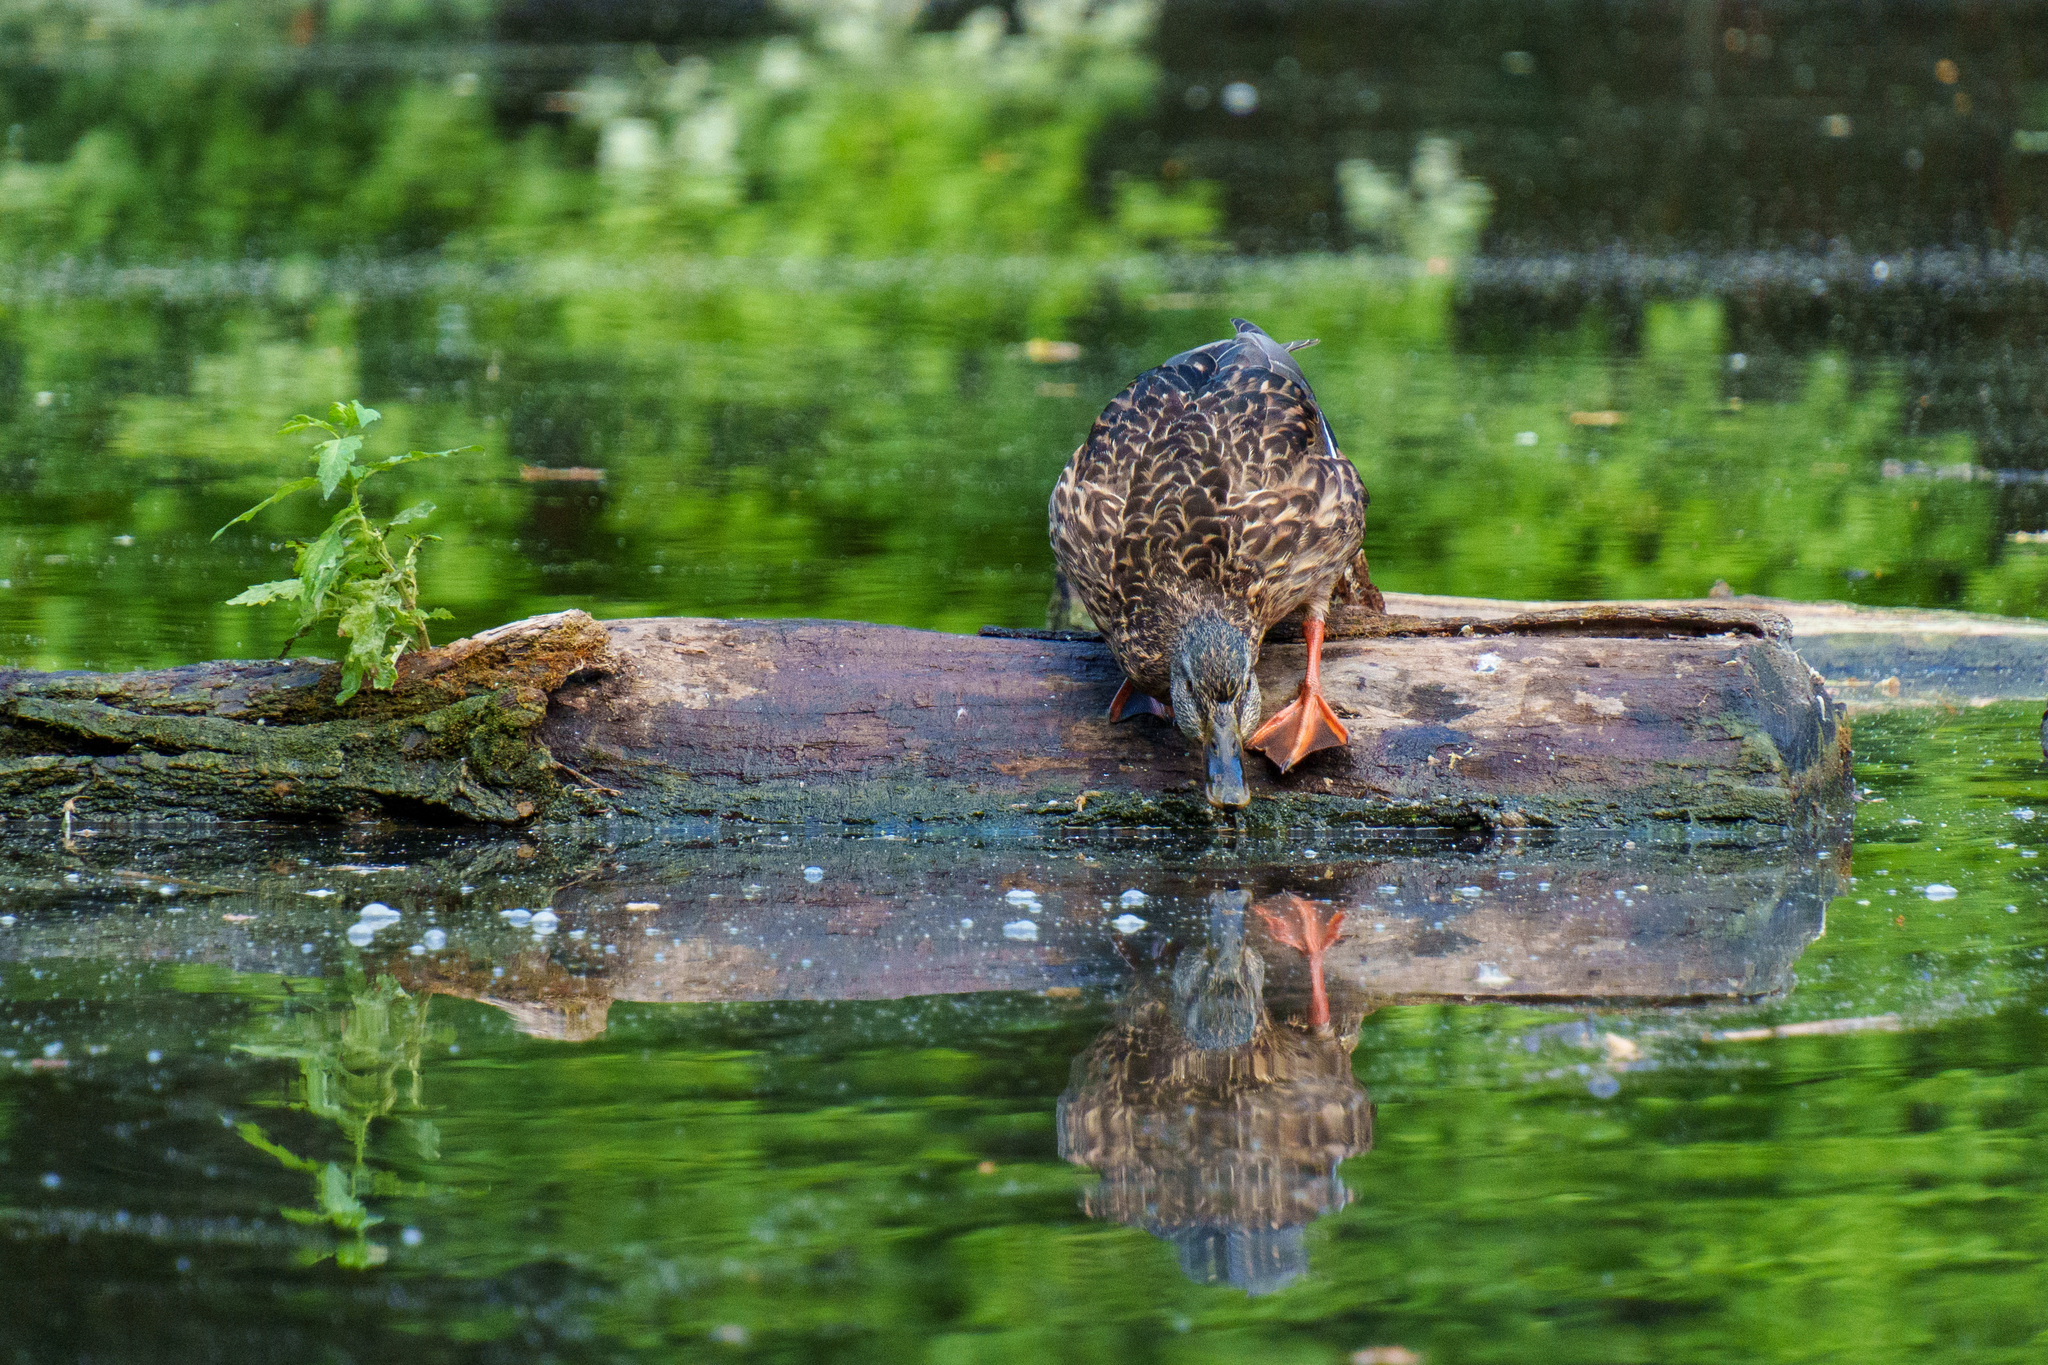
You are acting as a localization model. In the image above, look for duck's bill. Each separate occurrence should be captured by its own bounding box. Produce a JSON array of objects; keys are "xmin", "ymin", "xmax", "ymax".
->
[{"xmin": 1205, "ymin": 724, "xmax": 1250, "ymax": 808}]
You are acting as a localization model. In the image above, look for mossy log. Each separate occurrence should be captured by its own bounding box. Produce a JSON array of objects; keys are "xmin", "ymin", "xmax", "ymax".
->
[
  {"xmin": 0, "ymin": 612, "xmax": 614, "ymax": 824},
  {"xmin": 0, "ymin": 603, "xmax": 1849, "ymax": 830}
]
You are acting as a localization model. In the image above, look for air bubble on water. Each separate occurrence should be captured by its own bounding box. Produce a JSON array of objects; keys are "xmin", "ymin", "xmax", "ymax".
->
[
  {"xmin": 1376, "ymin": 885, "xmax": 1398, "ymax": 895},
  {"xmin": 359, "ymin": 902, "xmax": 400, "ymax": 923},
  {"xmin": 959, "ymin": 918, "xmax": 974, "ymax": 929},
  {"xmin": 1474, "ymin": 653, "xmax": 1502, "ymax": 674},
  {"xmin": 158, "ymin": 884, "xmax": 178, "ymax": 897},
  {"xmin": 305, "ymin": 888, "xmax": 335, "ymax": 898},
  {"xmin": 345, "ymin": 923, "xmax": 377, "ymax": 947},
  {"xmin": 501, "ymin": 909, "xmax": 532, "ymax": 927},
  {"xmin": 401, "ymin": 1227, "xmax": 423, "ymax": 1246},
  {"xmin": 41, "ymin": 1173, "xmax": 59, "ymax": 1189},
  {"xmin": 1004, "ymin": 888, "xmax": 1040, "ymax": 905},
  {"xmin": 300, "ymin": 942, "xmax": 314, "ymax": 954},
  {"xmin": 1003, "ymin": 919, "xmax": 1039, "ymax": 941},
  {"xmin": 531, "ymin": 909, "xmax": 560, "ymax": 934},
  {"xmin": 424, "ymin": 928, "xmax": 447, "ymax": 950},
  {"xmin": 1112, "ymin": 914, "xmax": 1147, "ymax": 933},
  {"xmin": 1924, "ymin": 884, "xmax": 1958, "ymax": 901},
  {"xmin": 407, "ymin": 943, "xmax": 426, "ymax": 956},
  {"xmin": 2013, "ymin": 809, "xmax": 2037, "ymax": 821},
  {"xmin": 804, "ymin": 866, "xmax": 824, "ymax": 883},
  {"xmin": 1587, "ymin": 1072, "xmax": 1621, "ymax": 1099},
  {"xmin": 1302, "ymin": 849, "xmax": 1318, "ymax": 859},
  {"xmin": 1459, "ymin": 886, "xmax": 1483, "ymax": 897},
  {"xmin": 0, "ymin": 915, "xmax": 14, "ymax": 927},
  {"xmin": 1119, "ymin": 889, "xmax": 1148, "ymax": 907},
  {"xmin": 146, "ymin": 1050, "xmax": 162, "ymax": 1064}
]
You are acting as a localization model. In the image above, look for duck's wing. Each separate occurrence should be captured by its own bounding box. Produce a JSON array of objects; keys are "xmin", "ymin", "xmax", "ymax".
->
[
  {"xmin": 1048, "ymin": 319, "xmax": 1368, "ymax": 654},
  {"xmin": 1191, "ymin": 321, "xmax": 1368, "ymax": 625}
]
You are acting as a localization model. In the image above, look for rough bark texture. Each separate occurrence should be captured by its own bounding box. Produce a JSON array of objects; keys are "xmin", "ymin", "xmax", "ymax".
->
[
  {"xmin": 546, "ymin": 606, "xmax": 1848, "ymax": 832},
  {"xmin": 0, "ymin": 603, "xmax": 1853, "ymax": 829},
  {"xmin": 0, "ymin": 612, "xmax": 616, "ymax": 823}
]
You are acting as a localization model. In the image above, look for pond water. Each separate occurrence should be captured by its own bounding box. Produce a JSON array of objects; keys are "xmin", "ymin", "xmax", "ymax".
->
[
  {"xmin": 2, "ymin": 702, "xmax": 2046, "ymax": 1360},
  {"xmin": 7, "ymin": 3, "xmax": 2048, "ymax": 1360}
]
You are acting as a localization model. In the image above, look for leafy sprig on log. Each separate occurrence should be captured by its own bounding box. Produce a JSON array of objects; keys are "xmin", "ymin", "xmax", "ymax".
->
[{"xmin": 215, "ymin": 401, "xmax": 474, "ymax": 703}]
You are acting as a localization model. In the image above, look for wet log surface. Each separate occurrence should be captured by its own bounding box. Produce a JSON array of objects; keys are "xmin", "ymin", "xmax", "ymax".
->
[{"xmin": 0, "ymin": 604, "xmax": 1851, "ymax": 830}]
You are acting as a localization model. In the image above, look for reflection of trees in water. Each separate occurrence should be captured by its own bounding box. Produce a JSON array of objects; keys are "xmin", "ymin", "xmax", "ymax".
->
[
  {"xmin": 234, "ymin": 971, "xmax": 445, "ymax": 1268},
  {"xmin": 1061, "ymin": 890, "xmax": 1372, "ymax": 1294}
]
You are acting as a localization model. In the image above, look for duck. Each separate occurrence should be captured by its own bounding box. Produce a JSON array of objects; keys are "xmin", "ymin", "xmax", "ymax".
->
[{"xmin": 1048, "ymin": 318, "xmax": 1374, "ymax": 808}]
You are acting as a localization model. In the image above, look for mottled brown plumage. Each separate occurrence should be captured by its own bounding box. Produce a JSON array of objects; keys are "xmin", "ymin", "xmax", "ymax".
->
[{"xmin": 1048, "ymin": 318, "xmax": 1373, "ymax": 805}]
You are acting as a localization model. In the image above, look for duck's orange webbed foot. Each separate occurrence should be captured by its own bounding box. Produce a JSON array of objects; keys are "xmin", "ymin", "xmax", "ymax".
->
[
  {"xmin": 1254, "ymin": 891, "xmax": 1346, "ymax": 1029},
  {"xmin": 1107, "ymin": 677, "xmax": 1171, "ymax": 723},
  {"xmin": 1248, "ymin": 615, "xmax": 1347, "ymax": 771}
]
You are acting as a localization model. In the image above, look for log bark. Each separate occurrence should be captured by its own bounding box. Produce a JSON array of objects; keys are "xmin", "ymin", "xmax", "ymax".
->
[
  {"xmin": 0, "ymin": 612, "xmax": 615, "ymax": 824},
  {"xmin": 547, "ymin": 604, "xmax": 1848, "ymax": 831},
  {"xmin": 1, "ymin": 603, "xmax": 1850, "ymax": 830},
  {"xmin": 1385, "ymin": 591, "xmax": 2048, "ymax": 707}
]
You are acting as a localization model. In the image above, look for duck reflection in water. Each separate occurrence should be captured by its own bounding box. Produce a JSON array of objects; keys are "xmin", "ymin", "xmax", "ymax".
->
[{"xmin": 1058, "ymin": 889, "xmax": 1371, "ymax": 1294}]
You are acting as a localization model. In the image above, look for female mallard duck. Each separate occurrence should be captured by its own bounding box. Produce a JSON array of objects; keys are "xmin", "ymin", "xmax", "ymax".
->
[{"xmin": 1049, "ymin": 318, "xmax": 1373, "ymax": 808}]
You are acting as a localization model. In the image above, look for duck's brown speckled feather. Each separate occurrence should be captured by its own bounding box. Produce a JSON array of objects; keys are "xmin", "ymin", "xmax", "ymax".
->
[{"xmin": 1049, "ymin": 319, "xmax": 1368, "ymax": 696}]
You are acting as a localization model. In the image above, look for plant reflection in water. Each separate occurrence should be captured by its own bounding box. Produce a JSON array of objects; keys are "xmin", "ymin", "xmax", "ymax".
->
[{"xmin": 234, "ymin": 970, "xmax": 444, "ymax": 1268}]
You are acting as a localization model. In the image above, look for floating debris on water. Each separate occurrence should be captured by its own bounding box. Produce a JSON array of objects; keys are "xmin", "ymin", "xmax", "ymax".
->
[
  {"xmin": 1474, "ymin": 653, "xmax": 1502, "ymax": 673},
  {"xmin": 625, "ymin": 902, "xmax": 660, "ymax": 911},
  {"xmin": 1111, "ymin": 913, "xmax": 1147, "ymax": 933},
  {"xmin": 1003, "ymin": 919, "xmax": 1039, "ymax": 941}
]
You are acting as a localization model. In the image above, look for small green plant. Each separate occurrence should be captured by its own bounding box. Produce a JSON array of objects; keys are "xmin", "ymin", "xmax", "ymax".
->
[{"xmin": 215, "ymin": 401, "xmax": 473, "ymax": 702}]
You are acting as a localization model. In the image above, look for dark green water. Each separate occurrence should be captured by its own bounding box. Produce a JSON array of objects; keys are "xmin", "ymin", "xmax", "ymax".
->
[{"xmin": 7, "ymin": 3, "xmax": 2048, "ymax": 1360}]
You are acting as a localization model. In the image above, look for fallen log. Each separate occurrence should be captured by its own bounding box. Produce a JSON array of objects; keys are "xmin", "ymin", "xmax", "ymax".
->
[
  {"xmin": 0, "ymin": 603, "xmax": 1849, "ymax": 829},
  {"xmin": 1385, "ymin": 591, "xmax": 2048, "ymax": 708}
]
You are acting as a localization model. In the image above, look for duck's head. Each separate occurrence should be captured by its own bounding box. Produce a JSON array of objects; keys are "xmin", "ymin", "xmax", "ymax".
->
[{"xmin": 1169, "ymin": 612, "xmax": 1262, "ymax": 809}]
